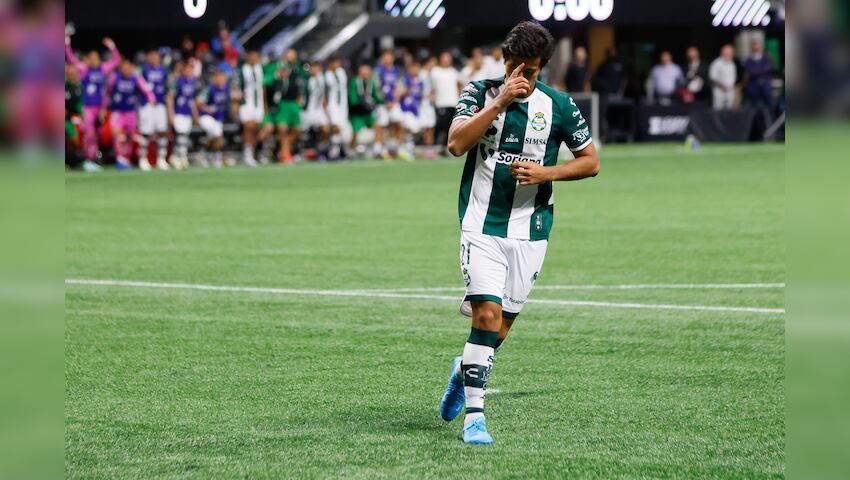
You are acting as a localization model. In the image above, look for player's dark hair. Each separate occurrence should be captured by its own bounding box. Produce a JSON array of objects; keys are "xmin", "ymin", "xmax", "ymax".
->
[{"xmin": 501, "ymin": 21, "xmax": 555, "ymax": 67}]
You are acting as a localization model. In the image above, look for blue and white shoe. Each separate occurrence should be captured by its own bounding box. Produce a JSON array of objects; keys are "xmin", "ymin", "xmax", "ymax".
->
[
  {"xmin": 462, "ymin": 416, "xmax": 494, "ymax": 445},
  {"xmin": 439, "ymin": 355, "xmax": 464, "ymax": 421}
]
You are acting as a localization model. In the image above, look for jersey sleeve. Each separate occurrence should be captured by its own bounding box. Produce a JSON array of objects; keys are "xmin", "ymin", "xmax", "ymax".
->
[
  {"xmin": 452, "ymin": 81, "xmax": 485, "ymax": 122},
  {"xmin": 559, "ymin": 93, "xmax": 593, "ymax": 152}
]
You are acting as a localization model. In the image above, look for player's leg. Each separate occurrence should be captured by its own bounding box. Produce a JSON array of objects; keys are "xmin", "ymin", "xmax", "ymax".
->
[
  {"xmin": 110, "ymin": 112, "xmax": 132, "ymax": 169},
  {"xmin": 154, "ymin": 105, "xmax": 170, "ymax": 169},
  {"xmin": 81, "ymin": 105, "xmax": 100, "ymax": 162},
  {"xmin": 172, "ymin": 114, "xmax": 192, "ymax": 169},
  {"xmin": 374, "ymin": 105, "xmax": 388, "ymax": 157},
  {"xmin": 276, "ymin": 122, "xmax": 290, "ymax": 164},
  {"xmin": 138, "ymin": 104, "xmax": 153, "ymax": 168}
]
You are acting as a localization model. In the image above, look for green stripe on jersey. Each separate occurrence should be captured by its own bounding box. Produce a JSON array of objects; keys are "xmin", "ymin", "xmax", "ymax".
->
[{"xmin": 483, "ymin": 102, "xmax": 527, "ymax": 236}]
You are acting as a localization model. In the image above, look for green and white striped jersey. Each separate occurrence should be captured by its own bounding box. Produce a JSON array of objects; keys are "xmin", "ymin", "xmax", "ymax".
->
[
  {"xmin": 236, "ymin": 63, "xmax": 264, "ymax": 109},
  {"xmin": 454, "ymin": 78, "xmax": 592, "ymax": 241}
]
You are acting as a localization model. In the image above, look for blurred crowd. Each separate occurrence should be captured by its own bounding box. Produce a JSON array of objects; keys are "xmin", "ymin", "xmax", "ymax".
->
[{"xmin": 64, "ymin": 24, "xmax": 524, "ymax": 171}]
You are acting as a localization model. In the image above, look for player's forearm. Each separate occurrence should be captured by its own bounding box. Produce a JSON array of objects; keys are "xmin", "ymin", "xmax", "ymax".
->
[
  {"xmin": 546, "ymin": 154, "xmax": 600, "ymax": 181},
  {"xmin": 447, "ymin": 104, "xmax": 502, "ymax": 156}
]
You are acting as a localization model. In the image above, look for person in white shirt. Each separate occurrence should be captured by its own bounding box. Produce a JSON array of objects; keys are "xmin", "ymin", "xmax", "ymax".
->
[
  {"xmin": 482, "ymin": 46, "xmax": 504, "ymax": 79},
  {"xmin": 709, "ymin": 44, "xmax": 738, "ymax": 110},
  {"xmin": 460, "ymin": 48, "xmax": 488, "ymax": 85},
  {"xmin": 647, "ymin": 51, "xmax": 684, "ymax": 105},
  {"xmin": 430, "ymin": 51, "xmax": 462, "ymax": 148}
]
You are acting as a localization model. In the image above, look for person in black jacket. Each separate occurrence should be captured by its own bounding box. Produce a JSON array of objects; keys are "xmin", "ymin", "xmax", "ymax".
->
[{"xmin": 684, "ymin": 46, "xmax": 710, "ymax": 104}]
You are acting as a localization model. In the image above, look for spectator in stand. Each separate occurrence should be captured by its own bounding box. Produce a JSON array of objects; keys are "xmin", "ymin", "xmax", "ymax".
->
[
  {"xmin": 180, "ymin": 35, "xmax": 196, "ymax": 63},
  {"xmin": 683, "ymin": 46, "xmax": 710, "ymax": 103},
  {"xmin": 709, "ymin": 44, "xmax": 738, "ymax": 110},
  {"xmin": 430, "ymin": 51, "xmax": 461, "ymax": 148},
  {"xmin": 460, "ymin": 47, "xmax": 487, "ymax": 84},
  {"xmin": 592, "ymin": 48, "xmax": 625, "ymax": 96},
  {"xmin": 647, "ymin": 50, "xmax": 683, "ymax": 105},
  {"xmin": 743, "ymin": 40, "xmax": 774, "ymax": 110},
  {"xmin": 211, "ymin": 25, "xmax": 243, "ymax": 59},
  {"xmin": 104, "ymin": 59, "xmax": 156, "ymax": 170},
  {"xmin": 564, "ymin": 46, "xmax": 590, "ymax": 93},
  {"xmin": 64, "ymin": 35, "xmax": 121, "ymax": 167}
]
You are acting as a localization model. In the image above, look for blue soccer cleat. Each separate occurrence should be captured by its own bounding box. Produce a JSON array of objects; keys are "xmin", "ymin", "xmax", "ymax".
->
[
  {"xmin": 439, "ymin": 355, "xmax": 464, "ymax": 421},
  {"xmin": 462, "ymin": 416, "xmax": 494, "ymax": 445}
]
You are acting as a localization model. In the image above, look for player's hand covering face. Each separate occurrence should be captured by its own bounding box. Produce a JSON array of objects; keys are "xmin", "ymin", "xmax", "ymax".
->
[
  {"xmin": 495, "ymin": 62, "xmax": 532, "ymax": 109},
  {"xmin": 504, "ymin": 57, "xmax": 541, "ymax": 96}
]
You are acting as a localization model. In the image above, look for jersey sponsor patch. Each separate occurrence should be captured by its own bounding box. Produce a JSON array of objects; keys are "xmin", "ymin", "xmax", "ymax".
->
[
  {"xmin": 572, "ymin": 126, "xmax": 591, "ymax": 144},
  {"xmin": 494, "ymin": 150, "xmax": 543, "ymax": 165}
]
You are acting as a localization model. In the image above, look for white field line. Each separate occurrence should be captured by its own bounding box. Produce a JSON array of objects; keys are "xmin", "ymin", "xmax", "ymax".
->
[
  {"xmin": 65, "ymin": 278, "xmax": 785, "ymax": 315},
  {"xmin": 362, "ymin": 283, "xmax": 785, "ymax": 293}
]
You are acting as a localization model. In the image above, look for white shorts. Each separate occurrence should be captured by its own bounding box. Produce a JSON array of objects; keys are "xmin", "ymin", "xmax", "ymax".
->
[
  {"xmin": 327, "ymin": 105, "xmax": 348, "ymax": 129},
  {"xmin": 459, "ymin": 230, "xmax": 548, "ymax": 319},
  {"xmin": 173, "ymin": 114, "xmax": 193, "ymax": 135},
  {"xmin": 139, "ymin": 103, "xmax": 168, "ymax": 135},
  {"xmin": 402, "ymin": 111, "xmax": 421, "ymax": 134},
  {"xmin": 375, "ymin": 103, "xmax": 404, "ymax": 127},
  {"xmin": 239, "ymin": 104, "xmax": 265, "ymax": 123},
  {"xmin": 302, "ymin": 108, "xmax": 330, "ymax": 129},
  {"xmin": 419, "ymin": 102, "xmax": 436, "ymax": 129},
  {"xmin": 199, "ymin": 115, "xmax": 223, "ymax": 138}
]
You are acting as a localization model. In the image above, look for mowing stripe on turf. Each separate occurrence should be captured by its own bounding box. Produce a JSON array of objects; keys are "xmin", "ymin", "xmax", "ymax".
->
[{"xmin": 65, "ymin": 278, "xmax": 785, "ymax": 315}]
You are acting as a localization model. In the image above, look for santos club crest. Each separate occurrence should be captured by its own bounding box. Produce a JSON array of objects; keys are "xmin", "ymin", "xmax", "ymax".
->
[{"xmin": 531, "ymin": 112, "xmax": 547, "ymax": 131}]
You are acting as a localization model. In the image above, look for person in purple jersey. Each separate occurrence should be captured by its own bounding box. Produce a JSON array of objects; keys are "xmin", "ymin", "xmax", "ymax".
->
[
  {"xmin": 105, "ymin": 59, "xmax": 156, "ymax": 170},
  {"xmin": 399, "ymin": 61, "xmax": 425, "ymax": 160},
  {"xmin": 198, "ymin": 70, "xmax": 235, "ymax": 168},
  {"xmin": 373, "ymin": 50, "xmax": 405, "ymax": 158},
  {"xmin": 167, "ymin": 61, "xmax": 200, "ymax": 169},
  {"xmin": 65, "ymin": 35, "xmax": 121, "ymax": 163},
  {"xmin": 139, "ymin": 49, "xmax": 171, "ymax": 170}
]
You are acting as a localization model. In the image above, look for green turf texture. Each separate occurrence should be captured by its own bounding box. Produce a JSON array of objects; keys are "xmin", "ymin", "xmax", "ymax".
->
[{"xmin": 66, "ymin": 143, "xmax": 784, "ymax": 479}]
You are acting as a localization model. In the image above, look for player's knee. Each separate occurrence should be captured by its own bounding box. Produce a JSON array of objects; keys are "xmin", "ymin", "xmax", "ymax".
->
[{"xmin": 472, "ymin": 302, "xmax": 501, "ymax": 330}]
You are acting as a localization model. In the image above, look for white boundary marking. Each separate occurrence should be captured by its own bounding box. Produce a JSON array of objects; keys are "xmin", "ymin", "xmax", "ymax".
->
[
  {"xmin": 65, "ymin": 278, "xmax": 785, "ymax": 315},
  {"xmin": 362, "ymin": 283, "xmax": 785, "ymax": 293}
]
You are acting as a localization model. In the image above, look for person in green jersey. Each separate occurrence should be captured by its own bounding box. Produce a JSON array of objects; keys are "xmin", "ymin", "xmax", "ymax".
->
[
  {"xmin": 65, "ymin": 63, "xmax": 87, "ymax": 169},
  {"xmin": 439, "ymin": 21, "xmax": 601, "ymax": 445},
  {"xmin": 260, "ymin": 49, "xmax": 305, "ymax": 164},
  {"xmin": 348, "ymin": 63, "xmax": 384, "ymax": 154}
]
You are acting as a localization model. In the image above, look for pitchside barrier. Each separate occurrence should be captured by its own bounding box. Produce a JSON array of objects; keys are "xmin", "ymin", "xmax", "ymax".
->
[{"xmin": 637, "ymin": 103, "xmax": 772, "ymax": 142}]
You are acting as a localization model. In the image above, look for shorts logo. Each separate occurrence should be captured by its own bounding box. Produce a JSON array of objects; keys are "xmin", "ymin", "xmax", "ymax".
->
[{"xmin": 531, "ymin": 112, "xmax": 547, "ymax": 131}]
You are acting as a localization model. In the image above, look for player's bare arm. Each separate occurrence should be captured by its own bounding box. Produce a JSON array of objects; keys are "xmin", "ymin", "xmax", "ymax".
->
[
  {"xmin": 447, "ymin": 63, "xmax": 529, "ymax": 156},
  {"xmin": 510, "ymin": 143, "xmax": 600, "ymax": 185}
]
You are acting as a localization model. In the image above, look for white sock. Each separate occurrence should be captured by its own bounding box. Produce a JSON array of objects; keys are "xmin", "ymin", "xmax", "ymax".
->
[{"xmin": 461, "ymin": 327, "xmax": 498, "ymax": 427}]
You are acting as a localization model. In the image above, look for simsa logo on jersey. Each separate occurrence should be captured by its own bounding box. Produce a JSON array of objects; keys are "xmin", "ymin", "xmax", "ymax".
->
[{"xmin": 528, "ymin": 0, "xmax": 614, "ymax": 22}]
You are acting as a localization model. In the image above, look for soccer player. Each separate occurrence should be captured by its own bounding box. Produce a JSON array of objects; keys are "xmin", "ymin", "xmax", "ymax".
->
[
  {"xmin": 374, "ymin": 50, "xmax": 404, "ymax": 158},
  {"xmin": 260, "ymin": 50, "xmax": 304, "ymax": 164},
  {"xmin": 235, "ymin": 49, "xmax": 265, "ymax": 166},
  {"xmin": 198, "ymin": 69, "xmax": 234, "ymax": 168},
  {"xmin": 324, "ymin": 56, "xmax": 350, "ymax": 160},
  {"xmin": 105, "ymin": 59, "xmax": 156, "ymax": 170},
  {"xmin": 139, "ymin": 49, "xmax": 171, "ymax": 170},
  {"xmin": 399, "ymin": 61, "xmax": 425, "ymax": 160},
  {"xmin": 439, "ymin": 21, "xmax": 600, "ymax": 445},
  {"xmin": 347, "ymin": 63, "xmax": 384, "ymax": 154},
  {"xmin": 302, "ymin": 62, "xmax": 331, "ymax": 158},
  {"xmin": 65, "ymin": 63, "xmax": 89, "ymax": 170},
  {"xmin": 419, "ymin": 56, "xmax": 438, "ymax": 148},
  {"xmin": 167, "ymin": 61, "xmax": 199, "ymax": 170},
  {"xmin": 65, "ymin": 35, "xmax": 121, "ymax": 166}
]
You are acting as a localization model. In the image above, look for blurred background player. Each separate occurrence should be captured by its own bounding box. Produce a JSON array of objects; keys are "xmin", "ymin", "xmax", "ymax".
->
[
  {"xmin": 235, "ymin": 50, "xmax": 264, "ymax": 166},
  {"xmin": 302, "ymin": 62, "xmax": 331, "ymax": 160},
  {"xmin": 430, "ymin": 51, "xmax": 461, "ymax": 151},
  {"xmin": 65, "ymin": 63, "xmax": 88, "ymax": 169},
  {"xmin": 104, "ymin": 59, "xmax": 155, "ymax": 170},
  {"xmin": 374, "ymin": 50, "xmax": 403, "ymax": 158},
  {"xmin": 399, "ymin": 61, "xmax": 424, "ymax": 160},
  {"xmin": 65, "ymin": 35, "xmax": 121, "ymax": 167},
  {"xmin": 260, "ymin": 49, "xmax": 305, "ymax": 164},
  {"xmin": 419, "ymin": 57, "xmax": 437, "ymax": 149},
  {"xmin": 324, "ymin": 56, "xmax": 350, "ymax": 160},
  {"xmin": 139, "ymin": 48, "xmax": 171, "ymax": 170},
  {"xmin": 197, "ymin": 69, "xmax": 234, "ymax": 168},
  {"xmin": 167, "ymin": 60, "xmax": 199, "ymax": 169},
  {"xmin": 348, "ymin": 63, "xmax": 383, "ymax": 155}
]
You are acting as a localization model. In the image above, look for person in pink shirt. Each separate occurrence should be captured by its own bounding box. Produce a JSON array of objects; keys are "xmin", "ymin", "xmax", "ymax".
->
[
  {"xmin": 104, "ymin": 60, "xmax": 156, "ymax": 170},
  {"xmin": 65, "ymin": 35, "xmax": 121, "ymax": 164}
]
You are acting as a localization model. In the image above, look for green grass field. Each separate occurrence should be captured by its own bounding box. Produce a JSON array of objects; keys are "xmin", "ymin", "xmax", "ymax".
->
[{"xmin": 65, "ymin": 143, "xmax": 785, "ymax": 479}]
